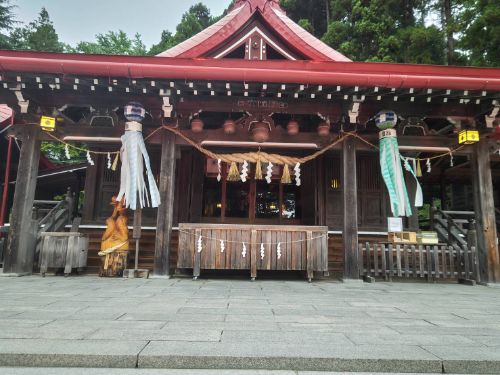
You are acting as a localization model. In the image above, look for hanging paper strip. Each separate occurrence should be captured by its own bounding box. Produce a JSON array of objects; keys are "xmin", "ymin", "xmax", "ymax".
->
[
  {"xmin": 260, "ymin": 243, "xmax": 265, "ymax": 259},
  {"xmin": 294, "ymin": 163, "xmax": 301, "ymax": 186},
  {"xmin": 403, "ymin": 157, "xmax": 423, "ymax": 208},
  {"xmin": 86, "ymin": 150, "xmax": 94, "ymax": 166},
  {"xmin": 117, "ymin": 102, "xmax": 161, "ymax": 210},
  {"xmin": 266, "ymin": 162, "xmax": 273, "ymax": 184},
  {"xmin": 450, "ymin": 153, "xmax": 454, "ymax": 167},
  {"xmin": 376, "ymin": 111, "xmax": 412, "ymax": 217},
  {"xmin": 65, "ymin": 144, "xmax": 71, "ymax": 160},
  {"xmin": 277, "ymin": 242, "xmax": 281, "ymax": 260},
  {"xmin": 242, "ymin": 242, "xmax": 247, "ymax": 258},
  {"xmin": 240, "ymin": 161, "xmax": 249, "ymax": 182},
  {"xmin": 220, "ymin": 239, "xmax": 225, "ymax": 253},
  {"xmin": 426, "ymin": 159, "xmax": 432, "ymax": 173},
  {"xmin": 107, "ymin": 152, "xmax": 112, "ymax": 169},
  {"xmin": 217, "ymin": 159, "xmax": 222, "ymax": 182},
  {"xmin": 198, "ymin": 235, "xmax": 202, "ymax": 253}
]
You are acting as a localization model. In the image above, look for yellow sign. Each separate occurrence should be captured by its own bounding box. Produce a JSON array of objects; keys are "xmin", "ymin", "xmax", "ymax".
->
[
  {"xmin": 458, "ymin": 129, "xmax": 479, "ymax": 145},
  {"xmin": 40, "ymin": 116, "xmax": 56, "ymax": 132}
]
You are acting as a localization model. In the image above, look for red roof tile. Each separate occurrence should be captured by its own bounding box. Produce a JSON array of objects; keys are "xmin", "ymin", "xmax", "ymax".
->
[{"xmin": 156, "ymin": 0, "xmax": 351, "ymax": 62}]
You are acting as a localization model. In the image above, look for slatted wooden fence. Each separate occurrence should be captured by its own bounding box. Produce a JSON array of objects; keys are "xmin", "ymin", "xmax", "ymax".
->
[{"xmin": 359, "ymin": 243, "xmax": 479, "ymax": 282}]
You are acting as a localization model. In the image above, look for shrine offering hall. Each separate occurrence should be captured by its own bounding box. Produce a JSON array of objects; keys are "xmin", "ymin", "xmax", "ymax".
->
[{"xmin": 0, "ymin": 0, "xmax": 500, "ymax": 283}]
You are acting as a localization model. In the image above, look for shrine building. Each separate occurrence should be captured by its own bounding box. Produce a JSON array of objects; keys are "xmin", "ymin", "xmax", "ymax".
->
[{"xmin": 0, "ymin": 0, "xmax": 500, "ymax": 283}]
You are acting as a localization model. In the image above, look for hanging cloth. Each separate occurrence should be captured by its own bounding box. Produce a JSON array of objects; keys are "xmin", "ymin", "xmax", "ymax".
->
[
  {"xmin": 117, "ymin": 102, "xmax": 161, "ymax": 210},
  {"xmin": 376, "ymin": 111, "xmax": 412, "ymax": 217}
]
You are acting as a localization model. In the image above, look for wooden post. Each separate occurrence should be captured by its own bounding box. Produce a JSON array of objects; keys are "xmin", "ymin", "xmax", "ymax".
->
[
  {"xmin": 153, "ymin": 130, "xmax": 177, "ymax": 278},
  {"xmin": 341, "ymin": 134, "xmax": 359, "ymax": 280},
  {"xmin": 440, "ymin": 172, "xmax": 448, "ymax": 210},
  {"xmin": 471, "ymin": 139, "xmax": 500, "ymax": 284},
  {"xmin": 4, "ymin": 124, "xmax": 41, "ymax": 276},
  {"xmin": 81, "ymin": 153, "xmax": 98, "ymax": 222},
  {"xmin": 405, "ymin": 169, "xmax": 419, "ymax": 231},
  {"xmin": 73, "ymin": 173, "xmax": 82, "ymax": 215}
]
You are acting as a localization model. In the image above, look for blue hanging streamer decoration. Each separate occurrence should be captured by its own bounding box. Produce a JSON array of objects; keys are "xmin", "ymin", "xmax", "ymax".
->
[
  {"xmin": 117, "ymin": 102, "xmax": 161, "ymax": 210},
  {"xmin": 376, "ymin": 110, "xmax": 422, "ymax": 217}
]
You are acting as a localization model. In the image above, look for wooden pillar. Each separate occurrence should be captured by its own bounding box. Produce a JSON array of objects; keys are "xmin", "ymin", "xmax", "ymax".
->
[
  {"xmin": 4, "ymin": 124, "xmax": 41, "ymax": 276},
  {"xmin": 471, "ymin": 139, "xmax": 500, "ymax": 284},
  {"xmin": 153, "ymin": 131, "xmax": 177, "ymax": 278},
  {"xmin": 73, "ymin": 172, "xmax": 82, "ymax": 215},
  {"xmin": 81, "ymin": 153, "xmax": 98, "ymax": 222},
  {"xmin": 341, "ymin": 135, "xmax": 359, "ymax": 280},
  {"xmin": 405, "ymin": 169, "xmax": 419, "ymax": 231},
  {"xmin": 440, "ymin": 172, "xmax": 448, "ymax": 210}
]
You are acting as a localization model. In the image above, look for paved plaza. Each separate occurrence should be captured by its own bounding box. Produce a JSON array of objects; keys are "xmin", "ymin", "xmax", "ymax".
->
[{"xmin": 0, "ymin": 276, "xmax": 499, "ymax": 374}]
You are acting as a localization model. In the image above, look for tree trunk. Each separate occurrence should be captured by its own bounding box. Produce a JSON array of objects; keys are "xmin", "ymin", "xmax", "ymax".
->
[
  {"xmin": 326, "ymin": 0, "xmax": 330, "ymax": 26},
  {"xmin": 443, "ymin": 0, "xmax": 454, "ymax": 65}
]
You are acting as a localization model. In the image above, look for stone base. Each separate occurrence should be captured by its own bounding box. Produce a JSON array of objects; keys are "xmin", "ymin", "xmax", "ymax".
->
[
  {"xmin": 122, "ymin": 269, "xmax": 149, "ymax": 279},
  {"xmin": 458, "ymin": 278, "xmax": 476, "ymax": 286},
  {"xmin": 150, "ymin": 274, "xmax": 173, "ymax": 279},
  {"xmin": 340, "ymin": 278, "xmax": 363, "ymax": 283},
  {"xmin": 477, "ymin": 282, "xmax": 500, "ymax": 287},
  {"xmin": 363, "ymin": 275, "xmax": 375, "ymax": 283}
]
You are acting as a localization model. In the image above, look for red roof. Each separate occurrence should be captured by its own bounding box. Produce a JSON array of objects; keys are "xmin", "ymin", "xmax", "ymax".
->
[{"xmin": 156, "ymin": 0, "xmax": 352, "ymax": 62}]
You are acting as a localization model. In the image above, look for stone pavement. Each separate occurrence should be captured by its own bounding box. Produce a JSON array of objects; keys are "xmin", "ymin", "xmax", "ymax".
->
[{"xmin": 0, "ymin": 276, "xmax": 499, "ymax": 374}]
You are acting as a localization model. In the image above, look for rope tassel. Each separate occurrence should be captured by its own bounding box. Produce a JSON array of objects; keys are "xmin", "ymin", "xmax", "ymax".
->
[
  {"xmin": 255, "ymin": 155, "xmax": 263, "ymax": 180},
  {"xmin": 416, "ymin": 160, "xmax": 422, "ymax": 177},
  {"xmin": 227, "ymin": 161, "xmax": 240, "ymax": 182},
  {"xmin": 281, "ymin": 164, "xmax": 291, "ymax": 184}
]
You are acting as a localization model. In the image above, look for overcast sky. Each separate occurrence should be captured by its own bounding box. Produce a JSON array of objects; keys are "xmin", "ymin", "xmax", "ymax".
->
[{"xmin": 14, "ymin": 0, "xmax": 230, "ymax": 49}]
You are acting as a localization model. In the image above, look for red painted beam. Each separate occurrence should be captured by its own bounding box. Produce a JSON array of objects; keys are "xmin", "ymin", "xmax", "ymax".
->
[{"xmin": 1, "ymin": 52, "xmax": 500, "ymax": 91}]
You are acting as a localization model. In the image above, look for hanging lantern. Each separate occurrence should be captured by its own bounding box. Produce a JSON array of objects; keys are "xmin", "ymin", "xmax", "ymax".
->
[
  {"xmin": 191, "ymin": 118, "xmax": 204, "ymax": 133},
  {"xmin": 223, "ymin": 119, "xmax": 236, "ymax": 134},
  {"xmin": 287, "ymin": 120, "xmax": 299, "ymax": 135},
  {"xmin": 376, "ymin": 110, "xmax": 422, "ymax": 217},
  {"xmin": 252, "ymin": 122, "xmax": 270, "ymax": 143},
  {"xmin": 117, "ymin": 102, "xmax": 161, "ymax": 210},
  {"xmin": 317, "ymin": 122, "xmax": 330, "ymax": 137},
  {"xmin": 458, "ymin": 129, "xmax": 479, "ymax": 145},
  {"xmin": 40, "ymin": 116, "xmax": 56, "ymax": 132}
]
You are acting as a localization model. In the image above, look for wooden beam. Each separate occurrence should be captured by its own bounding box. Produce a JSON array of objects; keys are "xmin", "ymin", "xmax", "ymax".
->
[
  {"xmin": 471, "ymin": 139, "xmax": 500, "ymax": 284},
  {"xmin": 153, "ymin": 130, "xmax": 177, "ymax": 278},
  {"xmin": 4, "ymin": 124, "xmax": 41, "ymax": 275},
  {"xmin": 341, "ymin": 132, "xmax": 359, "ymax": 280}
]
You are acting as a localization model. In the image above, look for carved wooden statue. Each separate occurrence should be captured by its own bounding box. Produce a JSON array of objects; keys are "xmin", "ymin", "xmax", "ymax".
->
[{"xmin": 99, "ymin": 196, "xmax": 129, "ymax": 277}]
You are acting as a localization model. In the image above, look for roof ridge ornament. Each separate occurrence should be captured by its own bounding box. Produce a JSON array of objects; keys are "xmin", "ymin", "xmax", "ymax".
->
[{"xmin": 232, "ymin": 0, "xmax": 284, "ymax": 14}]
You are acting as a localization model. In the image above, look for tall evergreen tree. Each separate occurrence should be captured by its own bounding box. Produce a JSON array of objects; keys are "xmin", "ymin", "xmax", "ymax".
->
[
  {"xmin": 9, "ymin": 7, "xmax": 63, "ymax": 52},
  {"xmin": 459, "ymin": 0, "xmax": 500, "ymax": 67},
  {"xmin": 0, "ymin": 0, "xmax": 17, "ymax": 49}
]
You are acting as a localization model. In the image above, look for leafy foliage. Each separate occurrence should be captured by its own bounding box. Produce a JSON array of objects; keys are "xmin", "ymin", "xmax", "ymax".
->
[
  {"xmin": 9, "ymin": 7, "xmax": 63, "ymax": 52},
  {"xmin": 40, "ymin": 142, "xmax": 88, "ymax": 166}
]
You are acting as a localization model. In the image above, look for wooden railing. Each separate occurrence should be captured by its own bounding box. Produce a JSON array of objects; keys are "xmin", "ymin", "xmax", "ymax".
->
[
  {"xmin": 430, "ymin": 200, "xmax": 476, "ymax": 249},
  {"xmin": 34, "ymin": 188, "xmax": 73, "ymax": 255},
  {"xmin": 359, "ymin": 243, "xmax": 479, "ymax": 283}
]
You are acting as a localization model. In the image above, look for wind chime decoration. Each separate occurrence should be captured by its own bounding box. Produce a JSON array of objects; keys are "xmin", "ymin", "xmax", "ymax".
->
[
  {"xmin": 117, "ymin": 102, "xmax": 161, "ymax": 210},
  {"xmin": 376, "ymin": 110, "xmax": 415, "ymax": 217}
]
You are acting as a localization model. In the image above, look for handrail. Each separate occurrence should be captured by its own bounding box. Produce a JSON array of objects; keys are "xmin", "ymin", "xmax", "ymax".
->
[
  {"xmin": 38, "ymin": 201, "xmax": 64, "ymax": 227},
  {"xmin": 435, "ymin": 209, "xmax": 468, "ymax": 237},
  {"xmin": 33, "ymin": 200, "xmax": 62, "ymax": 205},
  {"xmin": 441, "ymin": 210, "xmax": 475, "ymax": 216}
]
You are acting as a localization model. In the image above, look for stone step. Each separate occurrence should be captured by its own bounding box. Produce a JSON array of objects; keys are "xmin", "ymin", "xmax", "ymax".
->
[{"xmin": 2, "ymin": 338, "xmax": 499, "ymax": 373}]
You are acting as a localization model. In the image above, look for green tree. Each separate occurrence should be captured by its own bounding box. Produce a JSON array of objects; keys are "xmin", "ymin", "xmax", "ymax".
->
[
  {"xmin": 280, "ymin": 0, "xmax": 330, "ymax": 38},
  {"xmin": 459, "ymin": 0, "xmax": 500, "ymax": 67},
  {"xmin": 0, "ymin": 0, "xmax": 17, "ymax": 49},
  {"xmin": 9, "ymin": 7, "xmax": 63, "ymax": 52},
  {"xmin": 148, "ymin": 30, "xmax": 173, "ymax": 55},
  {"xmin": 70, "ymin": 30, "xmax": 146, "ymax": 55},
  {"xmin": 322, "ymin": 0, "xmax": 445, "ymax": 64},
  {"xmin": 40, "ymin": 142, "xmax": 87, "ymax": 166}
]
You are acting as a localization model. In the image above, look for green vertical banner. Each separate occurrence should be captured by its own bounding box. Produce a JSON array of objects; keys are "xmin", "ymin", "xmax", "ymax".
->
[{"xmin": 376, "ymin": 111, "xmax": 414, "ymax": 217}]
